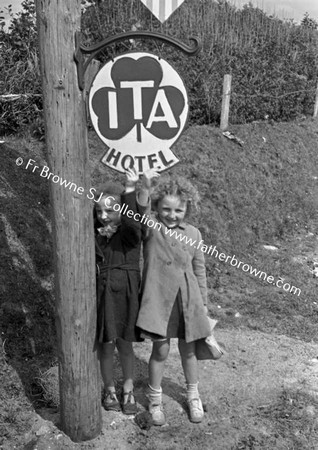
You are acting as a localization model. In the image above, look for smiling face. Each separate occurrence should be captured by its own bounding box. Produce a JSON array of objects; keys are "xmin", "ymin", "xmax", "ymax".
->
[
  {"xmin": 95, "ymin": 196, "xmax": 121, "ymax": 227},
  {"xmin": 157, "ymin": 195, "xmax": 187, "ymax": 229}
]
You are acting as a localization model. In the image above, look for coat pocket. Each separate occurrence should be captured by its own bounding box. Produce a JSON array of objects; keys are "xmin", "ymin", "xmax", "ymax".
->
[{"xmin": 109, "ymin": 269, "xmax": 125, "ymax": 292}]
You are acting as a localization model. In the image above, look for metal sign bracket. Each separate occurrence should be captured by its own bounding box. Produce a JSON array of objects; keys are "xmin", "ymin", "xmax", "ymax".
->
[{"xmin": 74, "ymin": 30, "xmax": 201, "ymax": 91}]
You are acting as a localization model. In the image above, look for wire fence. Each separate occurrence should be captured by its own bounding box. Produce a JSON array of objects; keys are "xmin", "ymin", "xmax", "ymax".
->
[{"xmin": 1, "ymin": 72, "xmax": 318, "ymax": 132}]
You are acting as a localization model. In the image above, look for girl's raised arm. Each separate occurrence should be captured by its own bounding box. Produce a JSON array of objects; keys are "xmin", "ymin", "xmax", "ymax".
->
[
  {"xmin": 138, "ymin": 169, "xmax": 160, "ymax": 208},
  {"xmin": 125, "ymin": 167, "xmax": 139, "ymax": 193}
]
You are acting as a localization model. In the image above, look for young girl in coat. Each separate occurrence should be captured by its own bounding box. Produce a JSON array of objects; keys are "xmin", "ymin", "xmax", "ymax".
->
[
  {"xmin": 137, "ymin": 173, "xmax": 212, "ymax": 425},
  {"xmin": 94, "ymin": 168, "xmax": 148, "ymax": 415}
]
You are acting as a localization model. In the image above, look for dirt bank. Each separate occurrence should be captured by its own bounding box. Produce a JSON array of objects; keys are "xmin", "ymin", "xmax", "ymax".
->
[{"xmin": 1, "ymin": 118, "xmax": 318, "ymax": 449}]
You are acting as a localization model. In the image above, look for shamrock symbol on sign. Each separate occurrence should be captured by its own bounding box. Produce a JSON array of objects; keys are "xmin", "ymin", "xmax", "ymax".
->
[{"xmin": 91, "ymin": 56, "xmax": 185, "ymax": 142}]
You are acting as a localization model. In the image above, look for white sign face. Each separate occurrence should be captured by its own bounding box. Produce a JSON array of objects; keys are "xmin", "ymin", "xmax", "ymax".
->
[
  {"xmin": 140, "ymin": 0, "xmax": 185, "ymax": 23},
  {"xmin": 88, "ymin": 52, "xmax": 189, "ymax": 174}
]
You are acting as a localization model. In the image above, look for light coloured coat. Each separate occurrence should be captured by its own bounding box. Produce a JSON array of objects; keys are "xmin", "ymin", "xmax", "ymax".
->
[{"xmin": 137, "ymin": 218, "xmax": 211, "ymax": 343}]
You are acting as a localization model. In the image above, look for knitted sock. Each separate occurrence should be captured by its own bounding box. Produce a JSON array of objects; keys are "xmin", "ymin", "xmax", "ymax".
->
[
  {"xmin": 105, "ymin": 385, "xmax": 116, "ymax": 393},
  {"xmin": 186, "ymin": 382, "xmax": 200, "ymax": 401},
  {"xmin": 147, "ymin": 384, "xmax": 162, "ymax": 405}
]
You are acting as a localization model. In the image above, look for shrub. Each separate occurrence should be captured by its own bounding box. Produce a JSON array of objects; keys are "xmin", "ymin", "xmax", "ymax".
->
[
  {"xmin": 1, "ymin": 0, "xmax": 317, "ymax": 135},
  {"xmin": 81, "ymin": 0, "xmax": 318, "ymax": 125},
  {"xmin": 0, "ymin": 0, "xmax": 42, "ymax": 135}
]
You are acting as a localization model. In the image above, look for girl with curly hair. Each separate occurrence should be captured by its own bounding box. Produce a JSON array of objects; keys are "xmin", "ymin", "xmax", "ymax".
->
[{"xmin": 136, "ymin": 172, "xmax": 213, "ymax": 425}]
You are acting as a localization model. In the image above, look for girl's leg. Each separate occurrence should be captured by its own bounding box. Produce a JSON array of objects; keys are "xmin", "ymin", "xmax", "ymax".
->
[
  {"xmin": 99, "ymin": 341, "xmax": 116, "ymax": 389},
  {"xmin": 178, "ymin": 339, "xmax": 197, "ymax": 384},
  {"xmin": 99, "ymin": 341, "xmax": 120, "ymax": 411},
  {"xmin": 147, "ymin": 339, "xmax": 170, "ymax": 426},
  {"xmin": 116, "ymin": 338, "xmax": 134, "ymax": 393},
  {"xmin": 178, "ymin": 339, "xmax": 204, "ymax": 423},
  {"xmin": 116, "ymin": 338, "xmax": 138, "ymax": 414},
  {"xmin": 149, "ymin": 339, "xmax": 170, "ymax": 389}
]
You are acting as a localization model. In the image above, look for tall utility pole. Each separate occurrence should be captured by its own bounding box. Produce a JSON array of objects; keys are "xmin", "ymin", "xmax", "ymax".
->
[{"xmin": 35, "ymin": 0, "xmax": 101, "ymax": 441}]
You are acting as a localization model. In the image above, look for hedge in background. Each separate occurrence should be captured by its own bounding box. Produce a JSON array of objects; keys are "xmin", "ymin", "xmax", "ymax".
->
[{"xmin": 1, "ymin": 0, "xmax": 317, "ymax": 135}]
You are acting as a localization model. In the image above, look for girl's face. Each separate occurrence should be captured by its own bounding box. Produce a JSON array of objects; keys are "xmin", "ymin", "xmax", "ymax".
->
[
  {"xmin": 157, "ymin": 195, "xmax": 187, "ymax": 229},
  {"xmin": 95, "ymin": 196, "xmax": 121, "ymax": 227}
]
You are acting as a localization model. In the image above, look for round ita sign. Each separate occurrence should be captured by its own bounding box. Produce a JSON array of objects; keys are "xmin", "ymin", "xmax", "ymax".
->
[{"xmin": 88, "ymin": 52, "xmax": 188, "ymax": 174}]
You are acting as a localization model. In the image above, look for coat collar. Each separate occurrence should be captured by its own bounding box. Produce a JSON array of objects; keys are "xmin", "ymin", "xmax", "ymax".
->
[{"xmin": 177, "ymin": 221, "xmax": 187, "ymax": 230}]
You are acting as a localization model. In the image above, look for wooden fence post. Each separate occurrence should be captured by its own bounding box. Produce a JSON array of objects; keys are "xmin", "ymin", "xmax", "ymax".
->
[
  {"xmin": 220, "ymin": 74, "xmax": 232, "ymax": 131},
  {"xmin": 35, "ymin": 0, "xmax": 101, "ymax": 442}
]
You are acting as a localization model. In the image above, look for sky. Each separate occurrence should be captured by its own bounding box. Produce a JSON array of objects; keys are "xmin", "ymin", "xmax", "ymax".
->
[
  {"xmin": 231, "ymin": 0, "xmax": 318, "ymax": 22},
  {"xmin": 1, "ymin": 0, "xmax": 318, "ymax": 26}
]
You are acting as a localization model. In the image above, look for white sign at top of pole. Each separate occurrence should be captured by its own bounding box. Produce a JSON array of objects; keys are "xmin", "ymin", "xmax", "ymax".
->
[
  {"xmin": 88, "ymin": 52, "xmax": 189, "ymax": 174},
  {"xmin": 140, "ymin": 0, "xmax": 185, "ymax": 23}
]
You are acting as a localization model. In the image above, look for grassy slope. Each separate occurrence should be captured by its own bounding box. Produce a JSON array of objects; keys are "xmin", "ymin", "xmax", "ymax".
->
[
  {"xmin": 89, "ymin": 117, "xmax": 318, "ymax": 340},
  {"xmin": 172, "ymin": 119, "xmax": 318, "ymax": 341},
  {"xmin": 1, "ymin": 118, "xmax": 318, "ymax": 447}
]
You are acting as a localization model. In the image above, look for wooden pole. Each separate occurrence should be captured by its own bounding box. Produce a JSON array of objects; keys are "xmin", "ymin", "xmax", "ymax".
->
[
  {"xmin": 35, "ymin": 0, "xmax": 101, "ymax": 442},
  {"xmin": 314, "ymin": 80, "xmax": 318, "ymax": 118},
  {"xmin": 220, "ymin": 74, "xmax": 232, "ymax": 131}
]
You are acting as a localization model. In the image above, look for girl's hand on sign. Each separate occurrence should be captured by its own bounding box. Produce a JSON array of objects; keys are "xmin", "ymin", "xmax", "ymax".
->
[
  {"xmin": 125, "ymin": 167, "xmax": 139, "ymax": 191},
  {"xmin": 141, "ymin": 169, "xmax": 160, "ymax": 190},
  {"xmin": 137, "ymin": 170, "xmax": 160, "ymax": 207}
]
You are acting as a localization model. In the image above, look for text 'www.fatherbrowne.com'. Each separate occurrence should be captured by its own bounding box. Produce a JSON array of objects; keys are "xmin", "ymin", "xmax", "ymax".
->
[{"xmin": 164, "ymin": 227, "xmax": 301, "ymax": 296}]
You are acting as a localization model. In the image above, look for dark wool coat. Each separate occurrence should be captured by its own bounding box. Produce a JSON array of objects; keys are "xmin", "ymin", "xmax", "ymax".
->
[
  {"xmin": 95, "ymin": 191, "xmax": 142, "ymax": 343},
  {"xmin": 137, "ymin": 218, "xmax": 211, "ymax": 343}
]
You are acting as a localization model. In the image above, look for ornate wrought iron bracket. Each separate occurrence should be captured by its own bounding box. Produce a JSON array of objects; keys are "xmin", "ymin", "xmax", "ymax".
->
[{"xmin": 74, "ymin": 30, "xmax": 202, "ymax": 91}]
